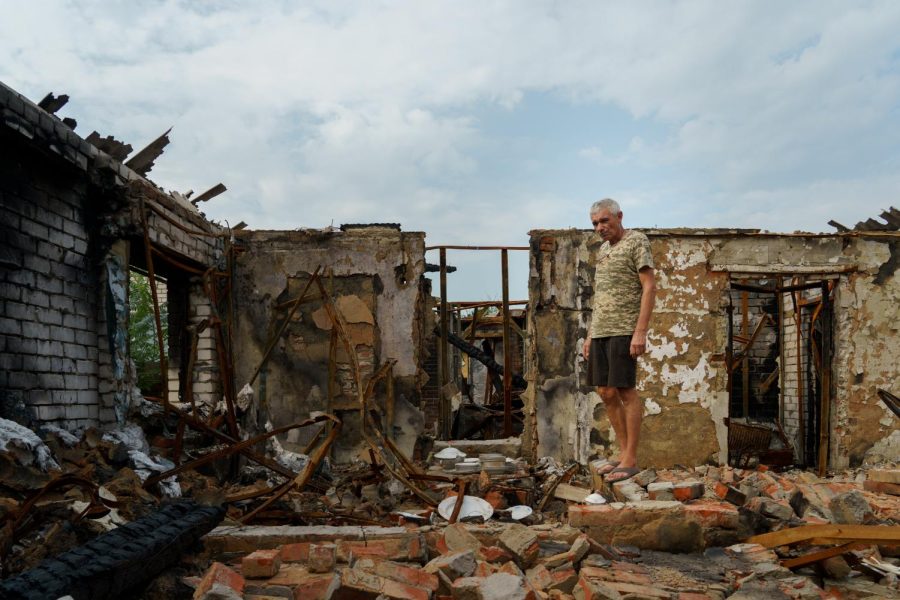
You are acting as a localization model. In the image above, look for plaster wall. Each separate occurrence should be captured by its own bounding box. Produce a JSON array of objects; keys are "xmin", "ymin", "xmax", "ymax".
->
[
  {"xmin": 232, "ymin": 228, "xmax": 427, "ymax": 462},
  {"xmin": 526, "ymin": 229, "xmax": 899, "ymax": 468}
]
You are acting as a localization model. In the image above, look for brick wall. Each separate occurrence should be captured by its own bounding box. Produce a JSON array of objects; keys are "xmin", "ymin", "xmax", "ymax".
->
[
  {"xmin": 0, "ymin": 132, "xmax": 105, "ymax": 429},
  {"xmin": 1, "ymin": 81, "xmax": 225, "ymax": 430}
]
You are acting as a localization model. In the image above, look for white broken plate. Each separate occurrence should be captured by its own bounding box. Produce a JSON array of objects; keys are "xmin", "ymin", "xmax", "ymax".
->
[
  {"xmin": 434, "ymin": 447, "xmax": 467, "ymax": 460},
  {"xmin": 508, "ymin": 505, "xmax": 533, "ymax": 520},
  {"xmin": 437, "ymin": 495, "xmax": 494, "ymax": 522},
  {"xmin": 583, "ymin": 493, "xmax": 607, "ymax": 505}
]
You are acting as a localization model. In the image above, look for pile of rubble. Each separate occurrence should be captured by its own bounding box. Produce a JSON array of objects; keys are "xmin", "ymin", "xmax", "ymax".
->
[
  {"xmin": 191, "ymin": 515, "xmax": 898, "ymax": 599},
  {"xmin": 0, "ymin": 409, "xmax": 898, "ymax": 599},
  {"xmin": 183, "ymin": 456, "xmax": 898, "ymax": 599}
]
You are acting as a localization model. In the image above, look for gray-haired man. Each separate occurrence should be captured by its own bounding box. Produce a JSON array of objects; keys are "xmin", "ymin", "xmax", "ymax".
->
[{"xmin": 582, "ymin": 198, "xmax": 656, "ymax": 483}]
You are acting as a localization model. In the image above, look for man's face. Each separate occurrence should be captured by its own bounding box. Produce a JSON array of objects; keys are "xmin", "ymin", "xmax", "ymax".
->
[{"xmin": 590, "ymin": 208, "xmax": 623, "ymax": 241}]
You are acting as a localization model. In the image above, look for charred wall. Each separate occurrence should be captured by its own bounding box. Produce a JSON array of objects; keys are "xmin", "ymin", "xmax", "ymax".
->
[
  {"xmin": 0, "ymin": 81, "xmax": 224, "ymax": 431},
  {"xmin": 232, "ymin": 227, "xmax": 427, "ymax": 462},
  {"xmin": 526, "ymin": 228, "xmax": 899, "ymax": 469}
]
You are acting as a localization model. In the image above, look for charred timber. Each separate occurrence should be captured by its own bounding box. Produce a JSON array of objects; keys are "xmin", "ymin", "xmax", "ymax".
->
[{"xmin": 434, "ymin": 327, "xmax": 527, "ymax": 389}]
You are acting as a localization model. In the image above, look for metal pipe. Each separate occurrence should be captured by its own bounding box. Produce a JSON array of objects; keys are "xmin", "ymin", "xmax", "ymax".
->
[
  {"xmin": 439, "ymin": 248, "xmax": 450, "ymax": 439},
  {"xmin": 139, "ymin": 201, "xmax": 169, "ymax": 415},
  {"xmin": 501, "ymin": 249, "xmax": 513, "ymax": 437}
]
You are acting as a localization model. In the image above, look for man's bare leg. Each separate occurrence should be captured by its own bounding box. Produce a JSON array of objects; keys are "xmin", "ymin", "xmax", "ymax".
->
[
  {"xmin": 616, "ymin": 386, "xmax": 642, "ymax": 468},
  {"xmin": 598, "ymin": 386, "xmax": 628, "ymax": 462}
]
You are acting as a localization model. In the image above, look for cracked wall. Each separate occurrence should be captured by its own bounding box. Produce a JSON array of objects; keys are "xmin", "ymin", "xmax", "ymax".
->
[
  {"xmin": 232, "ymin": 227, "xmax": 427, "ymax": 462},
  {"xmin": 526, "ymin": 229, "xmax": 899, "ymax": 468}
]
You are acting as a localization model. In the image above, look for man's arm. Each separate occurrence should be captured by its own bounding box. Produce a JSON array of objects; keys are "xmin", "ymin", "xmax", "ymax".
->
[{"xmin": 630, "ymin": 267, "xmax": 656, "ymax": 358}]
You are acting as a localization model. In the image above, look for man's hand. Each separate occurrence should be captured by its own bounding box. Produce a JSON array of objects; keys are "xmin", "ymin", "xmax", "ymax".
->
[
  {"xmin": 582, "ymin": 338, "xmax": 591, "ymax": 360},
  {"xmin": 630, "ymin": 330, "xmax": 647, "ymax": 358}
]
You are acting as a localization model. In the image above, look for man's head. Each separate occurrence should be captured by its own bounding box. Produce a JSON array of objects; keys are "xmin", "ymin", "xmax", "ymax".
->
[{"xmin": 590, "ymin": 198, "xmax": 624, "ymax": 243}]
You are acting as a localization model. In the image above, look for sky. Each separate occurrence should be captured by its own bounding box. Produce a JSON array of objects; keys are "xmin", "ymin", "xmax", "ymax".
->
[{"xmin": 2, "ymin": 1, "xmax": 899, "ymax": 300}]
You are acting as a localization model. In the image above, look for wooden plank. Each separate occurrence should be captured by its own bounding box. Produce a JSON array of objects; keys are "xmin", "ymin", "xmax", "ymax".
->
[
  {"xmin": 748, "ymin": 525, "xmax": 900, "ymax": 548},
  {"xmin": 781, "ymin": 542, "xmax": 865, "ymax": 569}
]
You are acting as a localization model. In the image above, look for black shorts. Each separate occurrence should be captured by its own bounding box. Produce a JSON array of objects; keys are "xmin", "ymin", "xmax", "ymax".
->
[{"xmin": 588, "ymin": 335, "xmax": 637, "ymax": 388}]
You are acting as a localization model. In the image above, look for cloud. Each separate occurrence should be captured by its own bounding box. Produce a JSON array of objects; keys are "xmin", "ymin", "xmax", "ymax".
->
[{"xmin": 1, "ymin": 0, "xmax": 899, "ymax": 300}]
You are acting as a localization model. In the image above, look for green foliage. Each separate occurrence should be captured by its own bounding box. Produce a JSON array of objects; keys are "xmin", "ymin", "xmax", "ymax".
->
[{"xmin": 128, "ymin": 271, "xmax": 167, "ymax": 394}]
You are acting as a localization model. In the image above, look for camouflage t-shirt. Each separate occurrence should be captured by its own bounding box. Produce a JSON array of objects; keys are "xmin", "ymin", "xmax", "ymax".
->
[{"xmin": 590, "ymin": 230, "xmax": 655, "ymax": 338}]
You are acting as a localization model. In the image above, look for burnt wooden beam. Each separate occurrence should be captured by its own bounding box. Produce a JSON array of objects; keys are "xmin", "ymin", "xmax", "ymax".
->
[
  {"xmin": 85, "ymin": 131, "xmax": 133, "ymax": 162},
  {"xmin": 191, "ymin": 183, "xmax": 227, "ymax": 204},
  {"xmin": 37, "ymin": 93, "xmax": 68, "ymax": 114},
  {"xmin": 126, "ymin": 127, "xmax": 172, "ymax": 176}
]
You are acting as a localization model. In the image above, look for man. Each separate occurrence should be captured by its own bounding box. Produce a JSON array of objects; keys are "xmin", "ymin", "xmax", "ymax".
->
[{"xmin": 582, "ymin": 198, "xmax": 656, "ymax": 483}]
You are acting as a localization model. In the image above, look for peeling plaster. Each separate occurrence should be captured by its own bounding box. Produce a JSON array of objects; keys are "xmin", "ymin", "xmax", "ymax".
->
[{"xmin": 528, "ymin": 228, "xmax": 898, "ymax": 467}]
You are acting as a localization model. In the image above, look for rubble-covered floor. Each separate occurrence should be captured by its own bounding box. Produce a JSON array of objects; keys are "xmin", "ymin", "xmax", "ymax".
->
[{"xmin": 0, "ymin": 415, "xmax": 897, "ymax": 600}]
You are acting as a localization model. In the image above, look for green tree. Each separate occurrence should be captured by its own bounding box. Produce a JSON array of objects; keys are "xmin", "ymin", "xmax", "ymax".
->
[{"xmin": 128, "ymin": 271, "xmax": 168, "ymax": 394}]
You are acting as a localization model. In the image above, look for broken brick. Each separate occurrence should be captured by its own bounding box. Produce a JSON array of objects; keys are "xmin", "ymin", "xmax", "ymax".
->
[
  {"xmin": 308, "ymin": 543, "xmax": 335, "ymax": 574},
  {"xmin": 354, "ymin": 557, "xmax": 440, "ymax": 593},
  {"xmin": 194, "ymin": 562, "xmax": 245, "ymax": 600},
  {"xmin": 647, "ymin": 481, "xmax": 675, "ymax": 501},
  {"xmin": 499, "ymin": 524, "xmax": 540, "ymax": 569},
  {"xmin": 443, "ymin": 523, "xmax": 483, "ymax": 554},
  {"xmin": 242, "ymin": 549, "xmax": 282, "ymax": 579},
  {"xmin": 324, "ymin": 568, "xmax": 431, "ymax": 600},
  {"xmin": 548, "ymin": 563, "xmax": 578, "ymax": 594},
  {"xmin": 424, "ymin": 550, "xmax": 477, "ymax": 581},
  {"xmin": 672, "ymin": 481, "xmax": 705, "ymax": 502},
  {"xmin": 714, "ymin": 481, "xmax": 746, "ymax": 506},
  {"xmin": 478, "ymin": 545, "xmax": 512, "ymax": 564}
]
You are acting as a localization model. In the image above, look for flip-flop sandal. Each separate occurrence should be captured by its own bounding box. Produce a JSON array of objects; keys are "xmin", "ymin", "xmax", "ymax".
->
[
  {"xmin": 605, "ymin": 466, "xmax": 640, "ymax": 483},
  {"xmin": 596, "ymin": 461, "xmax": 620, "ymax": 476}
]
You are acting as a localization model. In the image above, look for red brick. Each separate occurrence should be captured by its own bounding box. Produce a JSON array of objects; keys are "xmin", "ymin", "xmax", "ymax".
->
[
  {"xmin": 242, "ymin": 548, "xmax": 282, "ymax": 579},
  {"xmin": 338, "ymin": 538, "xmax": 424, "ymax": 562},
  {"xmin": 280, "ymin": 542, "xmax": 309, "ymax": 562},
  {"xmin": 526, "ymin": 564, "xmax": 553, "ymax": 591},
  {"xmin": 194, "ymin": 562, "xmax": 245, "ymax": 599},
  {"xmin": 684, "ymin": 501, "xmax": 741, "ymax": 529},
  {"xmin": 325, "ymin": 568, "xmax": 431, "ymax": 600},
  {"xmin": 354, "ymin": 557, "xmax": 440, "ymax": 592},
  {"xmin": 714, "ymin": 482, "xmax": 746, "ymax": 506},
  {"xmin": 308, "ymin": 543, "xmax": 335, "ymax": 573},
  {"xmin": 573, "ymin": 574, "xmax": 621, "ymax": 600},
  {"xmin": 864, "ymin": 480, "xmax": 900, "ymax": 496},
  {"xmin": 548, "ymin": 566, "xmax": 578, "ymax": 594},
  {"xmin": 478, "ymin": 545, "xmax": 512, "ymax": 564},
  {"xmin": 605, "ymin": 581, "xmax": 672, "ymax": 598},
  {"xmin": 474, "ymin": 561, "xmax": 497, "ymax": 577},
  {"xmin": 672, "ymin": 481, "xmax": 705, "ymax": 502},
  {"xmin": 567, "ymin": 504, "xmax": 616, "ymax": 527}
]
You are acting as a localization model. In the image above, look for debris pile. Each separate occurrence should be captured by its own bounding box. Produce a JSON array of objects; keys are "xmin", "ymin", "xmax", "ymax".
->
[{"xmin": 0, "ymin": 405, "xmax": 898, "ymax": 599}]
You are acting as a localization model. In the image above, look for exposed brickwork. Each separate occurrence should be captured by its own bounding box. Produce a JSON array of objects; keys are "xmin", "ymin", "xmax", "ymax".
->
[{"xmin": 0, "ymin": 81, "xmax": 224, "ymax": 429}]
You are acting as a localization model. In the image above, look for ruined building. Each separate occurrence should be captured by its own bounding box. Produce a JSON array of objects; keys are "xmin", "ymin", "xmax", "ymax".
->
[
  {"xmin": 1, "ymin": 79, "xmax": 898, "ymax": 474},
  {"xmin": 1, "ymin": 81, "xmax": 899, "ymax": 598}
]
